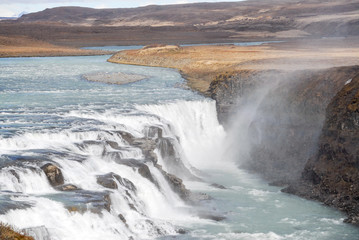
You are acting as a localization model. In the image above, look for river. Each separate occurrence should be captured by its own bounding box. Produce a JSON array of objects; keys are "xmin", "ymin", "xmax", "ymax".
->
[{"xmin": 0, "ymin": 53, "xmax": 358, "ymax": 240}]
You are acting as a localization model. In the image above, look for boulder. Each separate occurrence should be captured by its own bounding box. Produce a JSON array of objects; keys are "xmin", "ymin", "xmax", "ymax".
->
[
  {"xmin": 97, "ymin": 172, "xmax": 136, "ymax": 192},
  {"xmin": 41, "ymin": 163, "xmax": 64, "ymax": 187}
]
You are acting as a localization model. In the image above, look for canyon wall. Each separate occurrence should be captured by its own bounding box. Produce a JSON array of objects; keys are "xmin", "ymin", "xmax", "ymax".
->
[
  {"xmin": 209, "ymin": 66, "xmax": 359, "ymax": 184},
  {"xmin": 283, "ymin": 72, "xmax": 359, "ymax": 224}
]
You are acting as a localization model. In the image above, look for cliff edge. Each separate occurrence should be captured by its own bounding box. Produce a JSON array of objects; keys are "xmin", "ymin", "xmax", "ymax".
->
[{"xmin": 284, "ymin": 73, "xmax": 359, "ymax": 224}]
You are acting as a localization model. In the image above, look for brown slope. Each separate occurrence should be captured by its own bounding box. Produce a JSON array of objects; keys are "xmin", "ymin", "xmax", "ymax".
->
[
  {"xmin": 0, "ymin": 35, "xmax": 111, "ymax": 57},
  {"xmin": 2, "ymin": 0, "xmax": 356, "ymax": 48}
]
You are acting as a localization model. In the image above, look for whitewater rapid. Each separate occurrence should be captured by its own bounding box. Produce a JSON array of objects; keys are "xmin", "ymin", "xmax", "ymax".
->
[{"xmin": 0, "ymin": 99, "xmax": 223, "ymax": 240}]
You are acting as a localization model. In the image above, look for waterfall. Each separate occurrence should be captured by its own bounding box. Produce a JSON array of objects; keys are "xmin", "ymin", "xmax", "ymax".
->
[
  {"xmin": 137, "ymin": 100, "xmax": 227, "ymax": 172},
  {"xmin": 0, "ymin": 99, "xmax": 225, "ymax": 240}
]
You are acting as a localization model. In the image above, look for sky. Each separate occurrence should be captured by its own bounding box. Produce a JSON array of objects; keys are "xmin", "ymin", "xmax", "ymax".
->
[{"xmin": 0, "ymin": 0, "xmax": 242, "ymax": 17}]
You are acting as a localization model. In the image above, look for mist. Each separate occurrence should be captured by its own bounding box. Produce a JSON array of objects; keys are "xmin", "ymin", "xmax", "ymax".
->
[{"xmin": 222, "ymin": 65, "xmax": 358, "ymax": 184}]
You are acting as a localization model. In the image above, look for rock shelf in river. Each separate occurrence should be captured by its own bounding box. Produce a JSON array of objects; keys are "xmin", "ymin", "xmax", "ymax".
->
[{"xmin": 83, "ymin": 72, "xmax": 147, "ymax": 85}]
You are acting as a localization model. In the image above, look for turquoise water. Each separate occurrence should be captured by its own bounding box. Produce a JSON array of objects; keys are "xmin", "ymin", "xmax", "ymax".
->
[
  {"xmin": 0, "ymin": 54, "xmax": 358, "ymax": 240},
  {"xmin": 0, "ymin": 56, "xmax": 202, "ymax": 135}
]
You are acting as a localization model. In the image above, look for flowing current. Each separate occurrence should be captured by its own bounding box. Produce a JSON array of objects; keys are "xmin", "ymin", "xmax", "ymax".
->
[{"xmin": 1, "ymin": 54, "xmax": 359, "ymax": 240}]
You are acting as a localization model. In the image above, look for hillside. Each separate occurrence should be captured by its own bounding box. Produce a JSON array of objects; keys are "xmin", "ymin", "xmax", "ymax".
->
[{"xmin": 1, "ymin": 0, "xmax": 358, "ymax": 46}]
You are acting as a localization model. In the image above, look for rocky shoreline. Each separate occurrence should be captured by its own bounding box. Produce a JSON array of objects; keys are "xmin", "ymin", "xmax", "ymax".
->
[{"xmin": 108, "ymin": 42, "xmax": 359, "ymax": 224}]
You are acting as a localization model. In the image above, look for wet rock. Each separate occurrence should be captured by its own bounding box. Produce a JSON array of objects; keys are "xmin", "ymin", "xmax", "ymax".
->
[
  {"xmin": 138, "ymin": 164, "xmax": 157, "ymax": 185},
  {"xmin": 97, "ymin": 173, "xmax": 119, "ymax": 189},
  {"xmin": 118, "ymin": 214, "xmax": 127, "ymax": 224},
  {"xmin": 144, "ymin": 126, "xmax": 163, "ymax": 139},
  {"xmin": 118, "ymin": 213, "xmax": 130, "ymax": 229},
  {"xmin": 52, "ymin": 190, "xmax": 112, "ymax": 214},
  {"xmin": 115, "ymin": 159, "xmax": 158, "ymax": 187},
  {"xmin": 154, "ymin": 163, "xmax": 210, "ymax": 203},
  {"xmin": 128, "ymin": 203, "xmax": 137, "ymax": 211},
  {"xmin": 177, "ymin": 228, "xmax": 186, "ymax": 234},
  {"xmin": 118, "ymin": 213, "xmax": 131, "ymax": 229},
  {"xmin": 106, "ymin": 140, "xmax": 123, "ymax": 150},
  {"xmin": 165, "ymin": 173, "xmax": 189, "ymax": 199},
  {"xmin": 132, "ymin": 138, "xmax": 158, "ymax": 163},
  {"xmin": 117, "ymin": 131, "xmax": 135, "ymax": 144},
  {"xmin": 198, "ymin": 211, "xmax": 226, "ymax": 221},
  {"xmin": 55, "ymin": 184, "xmax": 79, "ymax": 191},
  {"xmin": 210, "ymin": 183, "xmax": 227, "ymax": 189},
  {"xmin": 41, "ymin": 163, "xmax": 64, "ymax": 187},
  {"xmin": 154, "ymin": 163, "xmax": 192, "ymax": 200},
  {"xmin": 9, "ymin": 169, "xmax": 20, "ymax": 182},
  {"xmin": 97, "ymin": 172, "xmax": 136, "ymax": 192}
]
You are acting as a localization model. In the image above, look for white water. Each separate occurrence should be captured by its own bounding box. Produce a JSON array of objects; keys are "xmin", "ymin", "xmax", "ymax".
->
[
  {"xmin": 0, "ymin": 100, "xmax": 218, "ymax": 240},
  {"xmin": 1, "ymin": 55, "xmax": 358, "ymax": 240}
]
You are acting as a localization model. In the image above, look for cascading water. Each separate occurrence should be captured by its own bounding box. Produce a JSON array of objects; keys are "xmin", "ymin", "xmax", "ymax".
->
[{"xmin": 1, "ymin": 54, "xmax": 359, "ymax": 240}]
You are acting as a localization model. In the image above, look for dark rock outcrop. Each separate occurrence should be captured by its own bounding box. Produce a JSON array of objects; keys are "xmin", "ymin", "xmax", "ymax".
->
[
  {"xmin": 97, "ymin": 172, "xmax": 136, "ymax": 192},
  {"xmin": 41, "ymin": 163, "xmax": 64, "ymax": 187},
  {"xmin": 154, "ymin": 163, "xmax": 191, "ymax": 200},
  {"xmin": 284, "ymin": 73, "xmax": 359, "ymax": 224},
  {"xmin": 55, "ymin": 184, "xmax": 79, "ymax": 191}
]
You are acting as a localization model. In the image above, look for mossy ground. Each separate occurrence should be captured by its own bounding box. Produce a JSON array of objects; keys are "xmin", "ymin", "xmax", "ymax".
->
[{"xmin": 0, "ymin": 223, "xmax": 34, "ymax": 240}]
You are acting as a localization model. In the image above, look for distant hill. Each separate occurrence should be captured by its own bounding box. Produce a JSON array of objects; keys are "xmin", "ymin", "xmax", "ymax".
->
[
  {"xmin": 18, "ymin": 0, "xmax": 359, "ymax": 30},
  {"xmin": 1, "ymin": 0, "xmax": 358, "ymax": 46}
]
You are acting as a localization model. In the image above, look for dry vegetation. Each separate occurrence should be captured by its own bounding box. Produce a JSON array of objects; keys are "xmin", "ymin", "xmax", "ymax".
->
[
  {"xmin": 0, "ymin": 36, "xmax": 112, "ymax": 57},
  {"xmin": 0, "ymin": 223, "xmax": 34, "ymax": 240},
  {"xmin": 108, "ymin": 38, "xmax": 359, "ymax": 93}
]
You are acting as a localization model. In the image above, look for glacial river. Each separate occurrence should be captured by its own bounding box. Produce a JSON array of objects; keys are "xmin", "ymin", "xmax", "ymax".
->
[{"xmin": 0, "ymin": 53, "xmax": 358, "ymax": 240}]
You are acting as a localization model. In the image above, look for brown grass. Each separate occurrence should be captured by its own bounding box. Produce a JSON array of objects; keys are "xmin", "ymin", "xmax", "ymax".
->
[
  {"xmin": 0, "ymin": 35, "xmax": 112, "ymax": 57},
  {"xmin": 0, "ymin": 223, "xmax": 34, "ymax": 240},
  {"xmin": 108, "ymin": 38, "xmax": 359, "ymax": 94}
]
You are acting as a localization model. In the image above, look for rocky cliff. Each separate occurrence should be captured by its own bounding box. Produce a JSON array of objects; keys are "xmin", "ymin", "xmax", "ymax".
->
[
  {"xmin": 209, "ymin": 66, "xmax": 359, "ymax": 183},
  {"xmin": 283, "ymin": 72, "xmax": 359, "ymax": 224}
]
